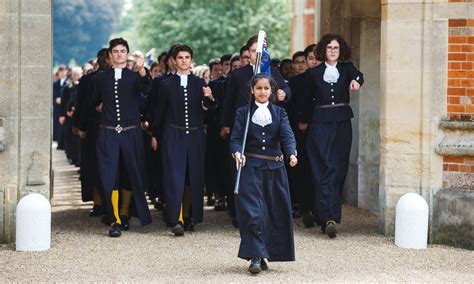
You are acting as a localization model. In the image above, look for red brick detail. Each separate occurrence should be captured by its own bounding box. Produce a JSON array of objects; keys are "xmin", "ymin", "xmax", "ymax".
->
[{"xmin": 448, "ymin": 19, "xmax": 474, "ymax": 121}]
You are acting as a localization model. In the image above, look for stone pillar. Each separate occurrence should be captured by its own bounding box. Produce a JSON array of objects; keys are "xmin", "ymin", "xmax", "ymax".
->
[
  {"xmin": 352, "ymin": 2, "xmax": 381, "ymax": 214},
  {"xmin": 379, "ymin": 0, "xmax": 445, "ymax": 235},
  {"xmin": 0, "ymin": 0, "xmax": 52, "ymax": 243}
]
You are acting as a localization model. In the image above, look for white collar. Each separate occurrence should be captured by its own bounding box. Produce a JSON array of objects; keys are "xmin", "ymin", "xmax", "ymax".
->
[
  {"xmin": 114, "ymin": 68, "xmax": 123, "ymax": 80},
  {"xmin": 323, "ymin": 62, "xmax": 339, "ymax": 83},
  {"xmin": 177, "ymin": 71, "xmax": 190, "ymax": 87},
  {"xmin": 255, "ymin": 101, "xmax": 269, "ymax": 108}
]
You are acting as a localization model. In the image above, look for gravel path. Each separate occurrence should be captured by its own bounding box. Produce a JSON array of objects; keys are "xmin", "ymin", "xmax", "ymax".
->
[{"xmin": 0, "ymin": 148, "xmax": 472, "ymax": 282}]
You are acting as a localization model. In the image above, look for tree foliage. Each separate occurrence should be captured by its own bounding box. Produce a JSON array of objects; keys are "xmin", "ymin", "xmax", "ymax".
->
[
  {"xmin": 119, "ymin": 0, "xmax": 291, "ymax": 64},
  {"xmin": 53, "ymin": 0, "xmax": 123, "ymax": 66}
]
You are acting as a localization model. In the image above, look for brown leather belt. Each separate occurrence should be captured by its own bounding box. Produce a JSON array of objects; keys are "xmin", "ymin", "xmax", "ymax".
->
[
  {"xmin": 315, "ymin": 103, "xmax": 349, "ymax": 109},
  {"xmin": 245, "ymin": 152, "xmax": 284, "ymax": 162},
  {"xmin": 100, "ymin": 125, "xmax": 138, "ymax": 134}
]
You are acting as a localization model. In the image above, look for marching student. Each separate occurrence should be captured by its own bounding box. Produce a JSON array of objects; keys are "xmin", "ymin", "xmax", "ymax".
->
[
  {"xmin": 152, "ymin": 44, "xmax": 216, "ymax": 236},
  {"xmin": 231, "ymin": 74, "xmax": 297, "ymax": 274},
  {"xmin": 93, "ymin": 37, "xmax": 152, "ymax": 237},
  {"xmin": 300, "ymin": 34, "xmax": 364, "ymax": 238}
]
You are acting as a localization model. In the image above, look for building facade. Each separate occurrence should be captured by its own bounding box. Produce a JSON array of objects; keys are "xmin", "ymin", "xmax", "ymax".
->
[
  {"xmin": 292, "ymin": 0, "xmax": 473, "ymax": 249},
  {"xmin": 0, "ymin": 0, "xmax": 472, "ymax": 249}
]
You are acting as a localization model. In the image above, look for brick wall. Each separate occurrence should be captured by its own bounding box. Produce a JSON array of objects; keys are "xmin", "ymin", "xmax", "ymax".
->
[
  {"xmin": 448, "ymin": 19, "xmax": 474, "ymax": 121},
  {"xmin": 444, "ymin": 18, "xmax": 474, "ymax": 190},
  {"xmin": 442, "ymin": 156, "xmax": 474, "ymax": 190}
]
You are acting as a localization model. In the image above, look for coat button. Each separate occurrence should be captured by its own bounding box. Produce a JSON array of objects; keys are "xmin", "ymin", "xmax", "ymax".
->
[
  {"xmin": 331, "ymin": 89, "xmax": 334, "ymax": 92},
  {"xmin": 262, "ymin": 132, "xmax": 265, "ymax": 135},
  {"xmin": 331, "ymin": 96, "xmax": 334, "ymax": 98},
  {"xmin": 116, "ymin": 104, "xmax": 119, "ymax": 108},
  {"xmin": 185, "ymin": 102, "xmax": 188, "ymax": 105},
  {"xmin": 117, "ymin": 113, "xmax": 120, "ymax": 117},
  {"xmin": 185, "ymin": 97, "xmax": 188, "ymax": 101},
  {"xmin": 186, "ymin": 131, "xmax": 189, "ymax": 134},
  {"xmin": 262, "ymin": 146, "xmax": 265, "ymax": 150},
  {"xmin": 332, "ymin": 102, "xmax": 335, "ymax": 105},
  {"xmin": 115, "ymin": 91, "xmax": 118, "ymax": 94},
  {"xmin": 115, "ymin": 81, "xmax": 118, "ymax": 85},
  {"xmin": 117, "ymin": 117, "xmax": 121, "ymax": 121}
]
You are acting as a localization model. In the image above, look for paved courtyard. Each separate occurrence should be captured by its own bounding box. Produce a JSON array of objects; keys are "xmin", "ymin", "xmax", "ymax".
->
[{"xmin": 0, "ymin": 148, "xmax": 472, "ymax": 282}]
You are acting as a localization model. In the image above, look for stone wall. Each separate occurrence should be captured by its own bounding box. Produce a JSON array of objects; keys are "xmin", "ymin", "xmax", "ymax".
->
[{"xmin": 0, "ymin": 0, "xmax": 52, "ymax": 243}]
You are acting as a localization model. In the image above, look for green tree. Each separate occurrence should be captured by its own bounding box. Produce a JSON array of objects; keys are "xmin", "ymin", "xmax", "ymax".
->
[
  {"xmin": 53, "ymin": 0, "xmax": 123, "ymax": 66},
  {"xmin": 120, "ymin": 0, "xmax": 291, "ymax": 64}
]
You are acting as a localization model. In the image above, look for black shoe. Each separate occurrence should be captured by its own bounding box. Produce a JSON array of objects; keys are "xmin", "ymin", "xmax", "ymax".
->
[
  {"xmin": 89, "ymin": 205, "xmax": 103, "ymax": 217},
  {"xmin": 260, "ymin": 259, "xmax": 268, "ymax": 271},
  {"xmin": 101, "ymin": 215, "xmax": 112, "ymax": 226},
  {"xmin": 183, "ymin": 218, "xmax": 194, "ymax": 232},
  {"xmin": 214, "ymin": 199, "xmax": 227, "ymax": 211},
  {"xmin": 120, "ymin": 215, "xmax": 129, "ymax": 231},
  {"xmin": 248, "ymin": 257, "xmax": 262, "ymax": 274},
  {"xmin": 302, "ymin": 212, "xmax": 315, "ymax": 228},
  {"xmin": 326, "ymin": 221, "xmax": 337, "ymax": 238},
  {"xmin": 108, "ymin": 223, "xmax": 121, "ymax": 237},
  {"xmin": 171, "ymin": 223, "xmax": 185, "ymax": 236},
  {"xmin": 320, "ymin": 223, "xmax": 326, "ymax": 233}
]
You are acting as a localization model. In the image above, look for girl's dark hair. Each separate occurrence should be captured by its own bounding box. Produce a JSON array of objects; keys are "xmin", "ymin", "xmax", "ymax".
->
[
  {"xmin": 315, "ymin": 33, "xmax": 351, "ymax": 62},
  {"xmin": 250, "ymin": 73, "xmax": 278, "ymax": 103}
]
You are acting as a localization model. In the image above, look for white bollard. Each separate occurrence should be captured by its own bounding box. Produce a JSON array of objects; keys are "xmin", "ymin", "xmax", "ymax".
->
[
  {"xmin": 16, "ymin": 193, "xmax": 51, "ymax": 251},
  {"xmin": 395, "ymin": 193, "xmax": 429, "ymax": 249}
]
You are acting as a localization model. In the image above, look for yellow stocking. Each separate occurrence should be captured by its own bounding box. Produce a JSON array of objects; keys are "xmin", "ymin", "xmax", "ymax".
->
[
  {"xmin": 119, "ymin": 189, "xmax": 132, "ymax": 217},
  {"xmin": 111, "ymin": 189, "xmax": 121, "ymax": 225}
]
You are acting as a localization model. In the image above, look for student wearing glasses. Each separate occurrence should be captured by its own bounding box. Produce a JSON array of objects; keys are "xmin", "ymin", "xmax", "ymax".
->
[{"xmin": 299, "ymin": 34, "xmax": 364, "ymax": 238}]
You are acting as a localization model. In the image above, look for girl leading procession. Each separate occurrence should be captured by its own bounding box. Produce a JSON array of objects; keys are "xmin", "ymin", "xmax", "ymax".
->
[{"xmin": 231, "ymin": 74, "xmax": 297, "ymax": 274}]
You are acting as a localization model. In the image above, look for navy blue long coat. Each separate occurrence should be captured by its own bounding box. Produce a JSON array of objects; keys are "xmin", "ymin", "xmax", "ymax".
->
[
  {"xmin": 74, "ymin": 71, "xmax": 99, "ymax": 202},
  {"xmin": 93, "ymin": 68, "xmax": 152, "ymax": 226},
  {"xmin": 231, "ymin": 103, "xmax": 296, "ymax": 262},
  {"xmin": 152, "ymin": 73, "xmax": 216, "ymax": 225},
  {"xmin": 300, "ymin": 61, "xmax": 364, "ymax": 226}
]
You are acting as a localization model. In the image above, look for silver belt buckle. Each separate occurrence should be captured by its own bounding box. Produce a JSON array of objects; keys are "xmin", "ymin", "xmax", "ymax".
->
[
  {"xmin": 115, "ymin": 125, "xmax": 123, "ymax": 133},
  {"xmin": 275, "ymin": 155, "xmax": 283, "ymax": 162}
]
